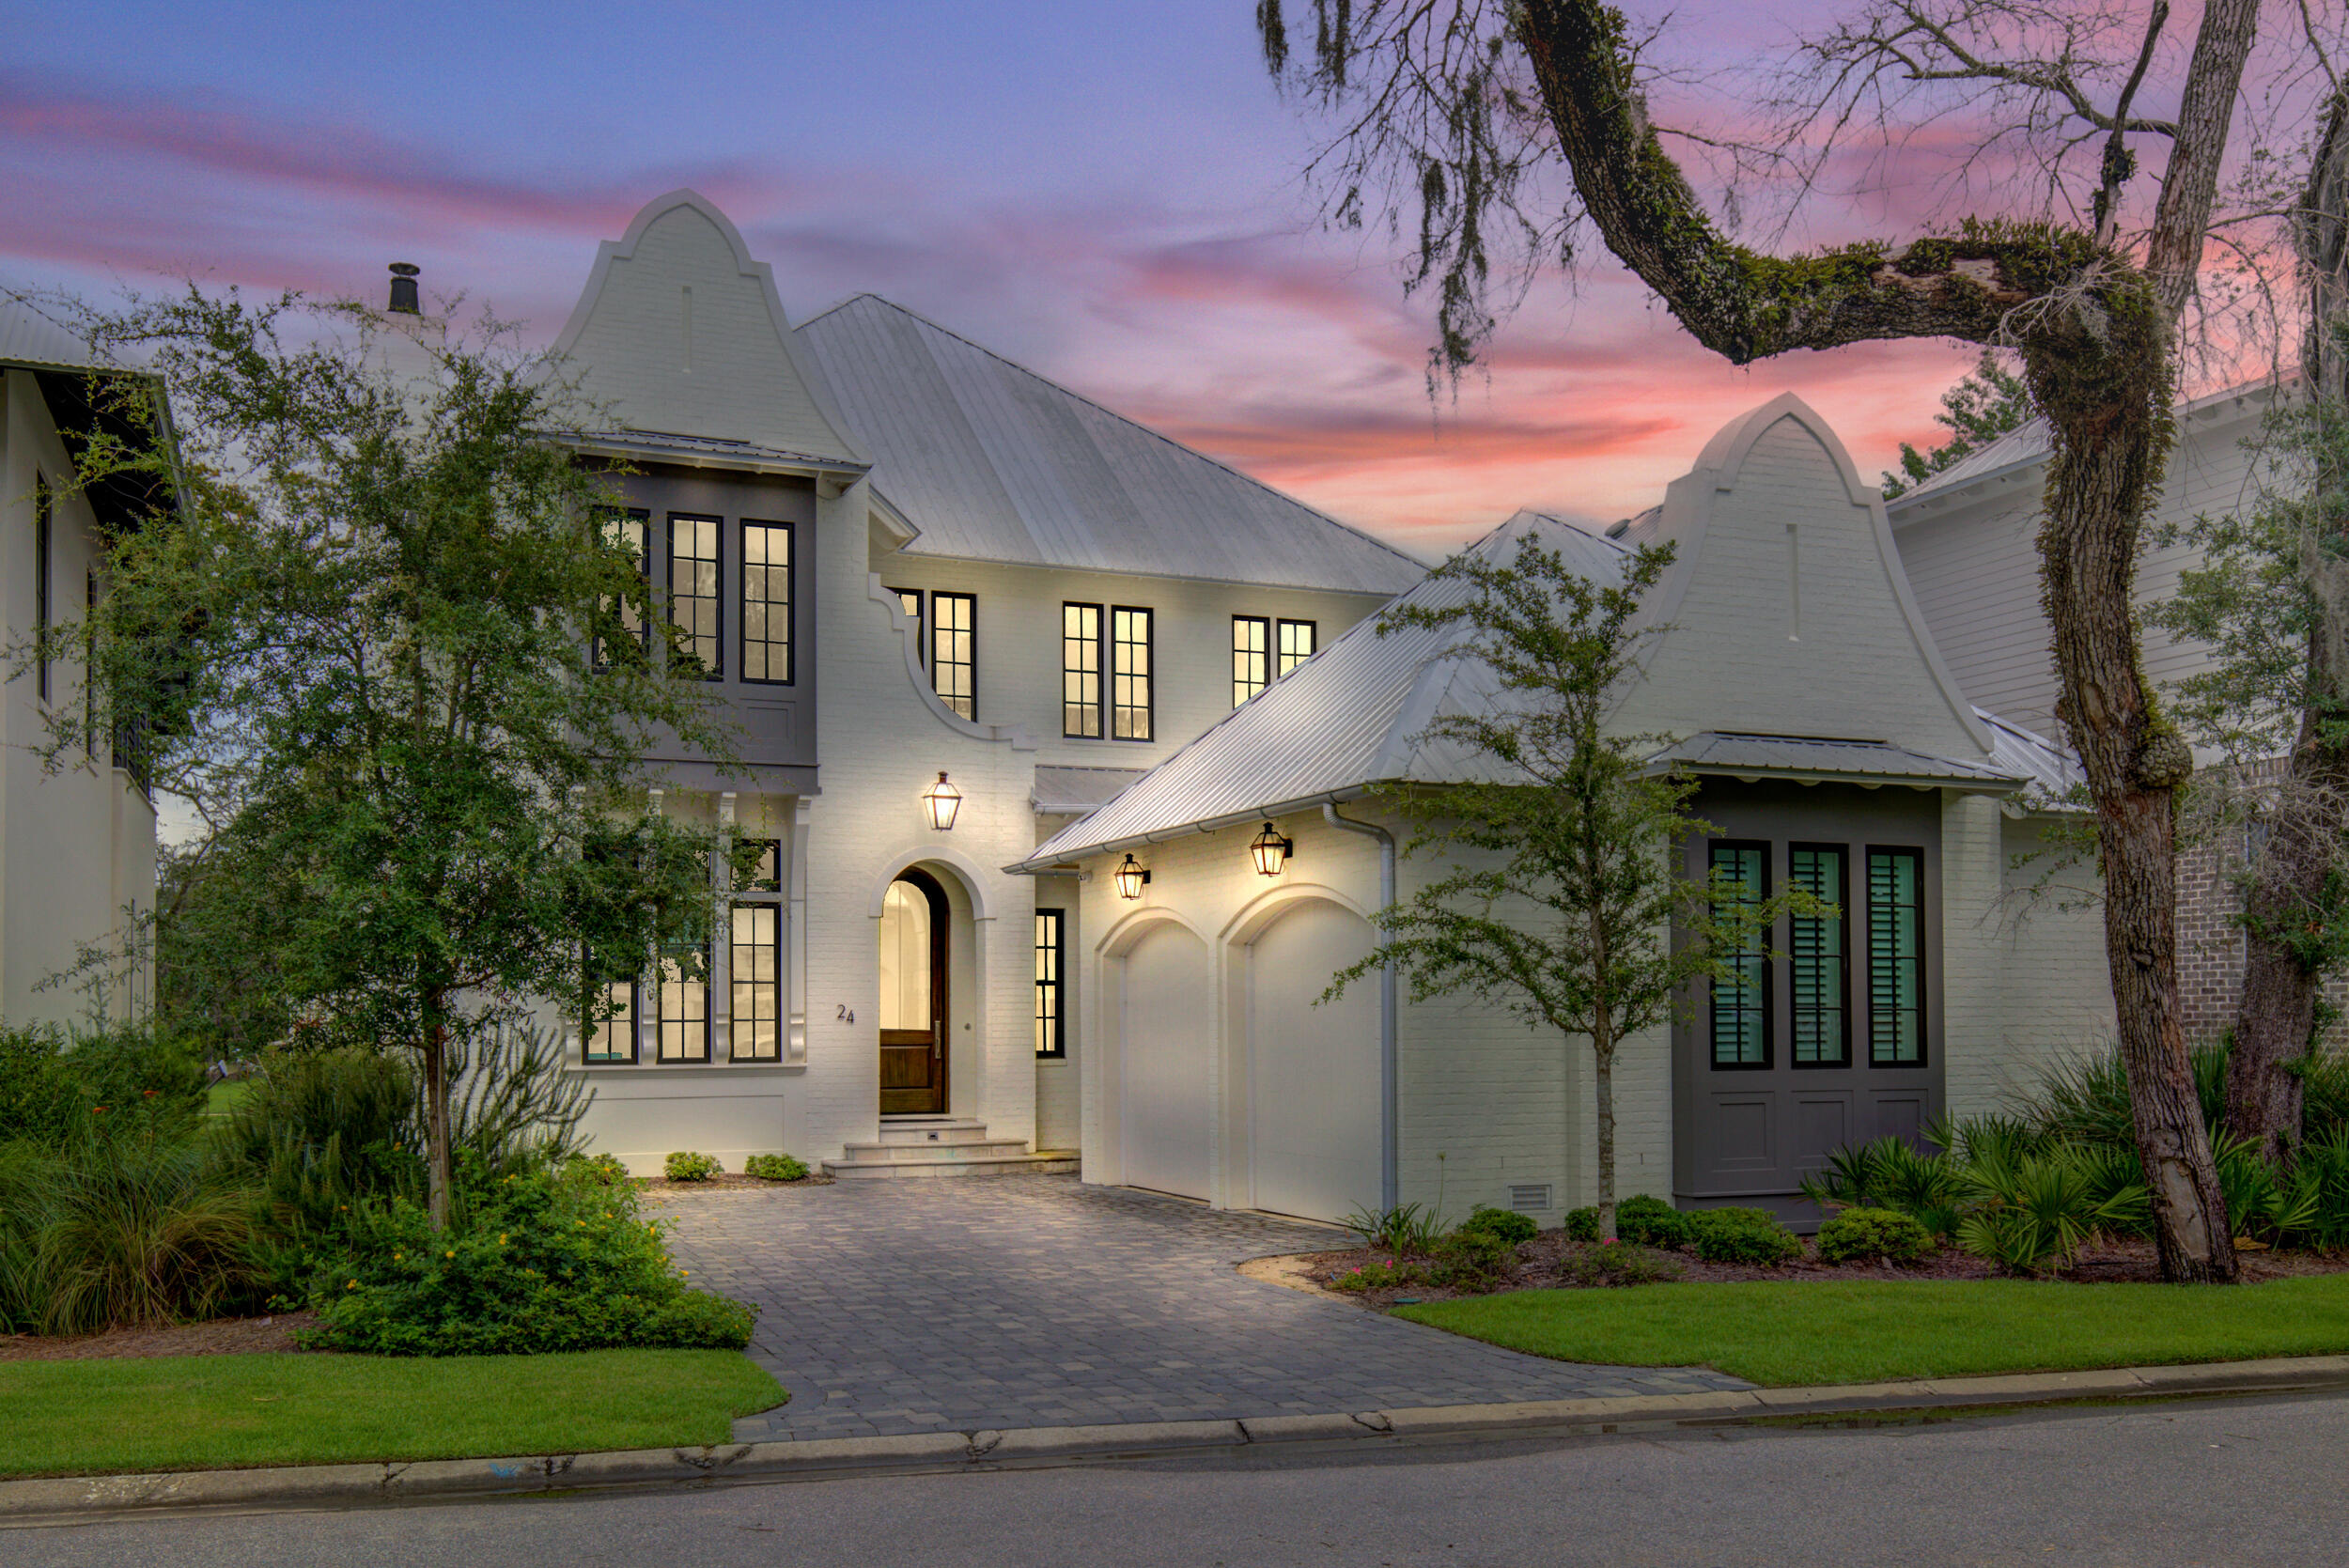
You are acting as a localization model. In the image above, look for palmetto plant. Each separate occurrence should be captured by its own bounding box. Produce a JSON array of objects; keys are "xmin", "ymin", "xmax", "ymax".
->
[
  {"xmin": 1955, "ymin": 1144, "xmax": 2145, "ymax": 1277},
  {"xmin": 1797, "ymin": 1134, "xmax": 1967, "ymax": 1240}
]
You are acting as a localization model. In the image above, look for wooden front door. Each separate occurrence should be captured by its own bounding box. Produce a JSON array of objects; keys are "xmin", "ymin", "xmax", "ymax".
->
[{"xmin": 878, "ymin": 868, "xmax": 949, "ymax": 1114}]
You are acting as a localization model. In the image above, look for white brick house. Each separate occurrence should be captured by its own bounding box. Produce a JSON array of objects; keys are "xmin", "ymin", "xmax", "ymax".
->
[
  {"xmin": 1016, "ymin": 394, "xmax": 2110, "ymax": 1225},
  {"xmin": 540, "ymin": 192, "xmax": 1423, "ymax": 1175}
]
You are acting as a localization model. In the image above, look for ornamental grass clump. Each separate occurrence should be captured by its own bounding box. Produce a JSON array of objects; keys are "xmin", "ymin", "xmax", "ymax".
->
[{"xmin": 301, "ymin": 1156, "xmax": 754, "ymax": 1356}]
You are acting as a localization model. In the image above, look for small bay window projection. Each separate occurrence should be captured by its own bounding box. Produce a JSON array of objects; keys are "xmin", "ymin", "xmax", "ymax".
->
[
  {"xmin": 1788, "ymin": 845, "xmax": 1848, "ymax": 1066},
  {"xmin": 1233, "ymin": 615, "xmax": 1270, "ymax": 706},
  {"xmin": 1034, "ymin": 908, "xmax": 1065, "ymax": 1057},
  {"xmin": 740, "ymin": 521, "xmax": 792, "ymax": 683},
  {"xmin": 658, "ymin": 951, "xmax": 711, "ymax": 1063},
  {"xmin": 668, "ymin": 514, "xmax": 722, "ymax": 678},
  {"xmin": 593, "ymin": 508, "xmax": 649, "ymax": 669},
  {"xmin": 1708, "ymin": 842, "xmax": 1768, "ymax": 1067},
  {"xmin": 1867, "ymin": 847, "xmax": 1926, "ymax": 1065},
  {"xmin": 1276, "ymin": 617, "xmax": 1316, "ymax": 676},
  {"xmin": 930, "ymin": 591, "xmax": 976, "ymax": 719},
  {"xmin": 1111, "ymin": 606, "xmax": 1152, "ymax": 740},
  {"xmin": 1065, "ymin": 603, "xmax": 1104, "ymax": 736}
]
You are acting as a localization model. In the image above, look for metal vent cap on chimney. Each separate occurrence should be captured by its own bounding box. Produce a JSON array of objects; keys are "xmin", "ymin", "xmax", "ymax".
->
[{"xmin": 387, "ymin": 262, "xmax": 420, "ymax": 315}]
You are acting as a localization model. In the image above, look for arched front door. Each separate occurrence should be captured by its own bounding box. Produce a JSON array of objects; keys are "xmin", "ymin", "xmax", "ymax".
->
[{"xmin": 879, "ymin": 868, "xmax": 949, "ymax": 1114}]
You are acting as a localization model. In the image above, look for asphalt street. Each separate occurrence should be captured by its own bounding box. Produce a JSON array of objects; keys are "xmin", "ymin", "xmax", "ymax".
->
[{"xmin": 13, "ymin": 1390, "xmax": 2348, "ymax": 1568}]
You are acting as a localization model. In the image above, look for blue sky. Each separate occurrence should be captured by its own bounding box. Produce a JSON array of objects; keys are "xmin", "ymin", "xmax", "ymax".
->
[{"xmin": 4, "ymin": 0, "xmax": 2014, "ymax": 550}]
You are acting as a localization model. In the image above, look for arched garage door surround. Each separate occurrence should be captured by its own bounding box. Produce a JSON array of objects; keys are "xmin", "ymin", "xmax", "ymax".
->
[
  {"xmin": 1106, "ymin": 912, "xmax": 1213, "ymax": 1202},
  {"xmin": 1225, "ymin": 889, "xmax": 1381, "ymax": 1224}
]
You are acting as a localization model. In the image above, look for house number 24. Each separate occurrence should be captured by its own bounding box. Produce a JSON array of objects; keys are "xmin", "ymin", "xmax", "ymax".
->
[{"xmin": 837, "ymin": 1005, "xmax": 856, "ymax": 1024}]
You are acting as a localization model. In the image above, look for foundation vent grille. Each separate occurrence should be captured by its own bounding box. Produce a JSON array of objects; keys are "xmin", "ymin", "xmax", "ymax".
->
[{"xmin": 1507, "ymin": 1184, "xmax": 1553, "ymax": 1213}]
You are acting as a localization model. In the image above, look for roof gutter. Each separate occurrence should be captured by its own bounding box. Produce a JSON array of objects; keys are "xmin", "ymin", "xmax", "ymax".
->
[{"xmin": 1001, "ymin": 784, "xmax": 1380, "ymax": 876}]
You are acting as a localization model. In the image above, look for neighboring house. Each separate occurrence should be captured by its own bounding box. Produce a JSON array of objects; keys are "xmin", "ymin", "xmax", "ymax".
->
[
  {"xmin": 1887, "ymin": 380, "xmax": 2291, "ymax": 1040},
  {"xmin": 0, "ymin": 301, "xmax": 164, "ymax": 1029},
  {"xmin": 534, "ymin": 192, "xmax": 1424, "ymax": 1173},
  {"xmin": 1012, "ymin": 395, "xmax": 2108, "ymax": 1226}
]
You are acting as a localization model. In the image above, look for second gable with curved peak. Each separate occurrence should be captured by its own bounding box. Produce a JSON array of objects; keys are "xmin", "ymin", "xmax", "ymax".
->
[
  {"xmin": 552, "ymin": 190, "xmax": 862, "ymax": 463},
  {"xmin": 1614, "ymin": 395, "xmax": 1992, "ymax": 763}
]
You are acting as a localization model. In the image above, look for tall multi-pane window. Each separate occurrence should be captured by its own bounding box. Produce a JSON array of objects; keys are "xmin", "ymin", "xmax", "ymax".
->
[
  {"xmin": 1867, "ymin": 847, "xmax": 1926, "ymax": 1065},
  {"xmin": 584, "ymin": 970, "xmax": 638, "ymax": 1063},
  {"xmin": 1064, "ymin": 603, "xmax": 1104, "ymax": 737},
  {"xmin": 1788, "ymin": 846, "xmax": 1848, "ymax": 1066},
  {"xmin": 931, "ymin": 591, "xmax": 976, "ymax": 719},
  {"xmin": 1034, "ymin": 909, "xmax": 1065, "ymax": 1058},
  {"xmin": 34, "ymin": 474, "xmax": 51, "ymax": 704},
  {"xmin": 1276, "ymin": 618, "xmax": 1316, "ymax": 676},
  {"xmin": 1111, "ymin": 606, "xmax": 1152, "ymax": 740},
  {"xmin": 593, "ymin": 509, "xmax": 648, "ymax": 669},
  {"xmin": 668, "ymin": 514, "xmax": 722, "ymax": 678},
  {"xmin": 730, "ymin": 905, "xmax": 781, "ymax": 1062},
  {"xmin": 729, "ymin": 837, "xmax": 783, "ymax": 1063},
  {"xmin": 1709, "ymin": 842, "xmax": 1768, "ymax": 1067},
  {"xmin": 658, "ymin": 954, "xmax": 711, "ymax": 1063},
  {"xmin": 740, "ymin": 521, "xmax": 792, "ymax": 683},
  {"xmin": 1232, "ymin": 615, "xmax": 1270, "ymax": 706}
]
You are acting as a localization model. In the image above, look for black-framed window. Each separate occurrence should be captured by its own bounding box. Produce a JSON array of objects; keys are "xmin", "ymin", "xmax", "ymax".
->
[
  {"xmin": 1034, "ymin": 908, "xmax": 1065, "ymax": 1058},
  {"xmin": 1064, "ymin": 603, "xmax": 1104, "ymax": 737},
  {"xmin": 1867, "ymin": 846, "xmax": 1926, "ymax": 1065},
  {"xmin": 34, "ymin": 473, "xmax": 51, "ymax": 704},
  {"xmin": 729, "ymin": 905, "xmax": 781, "ymax": 1063},
  {"xmin": 668, "ymin": 514, "xmax": 721, "ymax": 678},
  {"xmin": 931, "ymin": 591, "xmax": 975, "ymax": 720},
  {"xmin": 740, "ymin": 520, "xmax": 792, "ymax": 683},
  {"xmin": 1709, "ymin": 841, "xmax": 1769, "ymax": 1068},
  {"xmin": 890, "ymin": 587, "xmax": 924, "ymax": 663},
  {"xmin": 736, "ymin": 836, "xmax": 782, "ymax": 893},
  {"xmin": 1233, "ymin": 615, "xmax": 1270, "ymax": 706},
  {"xmin": 593, "ymin": 508, "xmax": 649, "ymax": 670},
  {"xmin": 584, "ymin": 970, "xmax": 639, "ymax": 1064},
  {"xmin": 1277, "ymin": 617, "xmax": 1316, "ymax": 676},
  {"xmin": 1788, "ymin": 844, "xmax": 1849, "ymax": 1067},
  {"xmin": 658, "ymin": 953, "xmax": 711, "ymax": 1063},
  {"xmin": 1111, "ymin": 606, "xmax": 1152, "ymax": 740}
]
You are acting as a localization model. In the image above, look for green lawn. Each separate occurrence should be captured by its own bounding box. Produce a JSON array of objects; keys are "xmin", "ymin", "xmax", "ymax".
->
[
  {"xmin": 1394, "ymin": 1274, "xmax": 2349, "ymax": 1387},
  {"xmin": 200, "ymin": 1079, "xmax": 252, "ymax": 1119},
  {"xmin": 0, "ymin": 1349, "xmax": 786, "ymax": 1478}
]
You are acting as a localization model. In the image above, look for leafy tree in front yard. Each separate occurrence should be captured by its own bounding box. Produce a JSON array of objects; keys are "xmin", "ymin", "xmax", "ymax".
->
[
  {"xmin": 32, "ymin": 287, "xmax": 750, "ymax": 1227},
  {"xmin": 1327, "ymin": 529, "xmax": 1807, "ymax": 1241},
  {"xmin": 1879, "ymin": 350, "xmax": 2033, "ymax": 500}
]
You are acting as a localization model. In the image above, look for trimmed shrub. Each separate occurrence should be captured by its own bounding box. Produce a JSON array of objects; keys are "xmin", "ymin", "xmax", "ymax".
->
[
  {"xmin": 300, "ymin": 1157, "xmax": 755, "ymax": 1355},
  {"xmin": 565, "ymin": 1152, "xmax": 631, "ymax": 1187},
  {"xmin": 663, "ymin": 1151, "xmax": 722, "ymax": 1183},
  {"xmin": 1563, "ymin": 1206, "xmax": 1600, "ymax": 1242},
  {"xmin": 743, "ymin": 1153, "xmax": 809, "ymax": 1182},
  {"xmin": 1561, "ymin": 1240, "xmax": 1685, "ymax": 1286},
  {"xmin": 1815, "ymin": 1206, "xmax": 1933, "ymax": 1265},
  {"xmin": 1455, "ymin": 1206, "xmax": 1537, "ymax": 1246},
  {"xmin": 1686, "ymin": 1206, "xmax": 1801, "ymax": 1265},
  {"xmin": 1615, "ymin": 1193, "xmax": 1690, "ymax": 1250}
]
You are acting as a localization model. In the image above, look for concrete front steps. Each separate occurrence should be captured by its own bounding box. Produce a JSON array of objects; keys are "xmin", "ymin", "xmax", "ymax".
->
[{"xmin": 821, "ymin": 1117, "xmax": 1079, "ymax": 1181}]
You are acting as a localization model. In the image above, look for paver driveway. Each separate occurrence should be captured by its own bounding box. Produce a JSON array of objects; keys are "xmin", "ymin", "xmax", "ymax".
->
[{"xmin": 657, "ymin": 1174, "xmax": 1748, "ymax": 1441}]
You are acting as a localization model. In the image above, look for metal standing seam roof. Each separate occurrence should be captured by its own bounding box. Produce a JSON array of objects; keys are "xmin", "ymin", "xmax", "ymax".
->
[
  {"xmin": 1975, "ymin": 706, "xmax": 2087, "ymax": 810},
  {"xmin": 0, "ymin": 297, "xmax": 122, "ymax": 371},
  {"xmin": 1010, "ymin": 513, "xmax": 1627, "ymax": 870},
  {"xmin": 1031, "ymin": 766, "xmax": 1148, "ymax": 815},
  {"xmin": 568, "ymin": 427, "xmax": 871, "ymax": 474},
  {"xmin": 795, "ymin": 294, "xmax": 1426, "ymax": 595},
  {"xmin": 1646, "ymin": 732, "xmax": 2024, "ymax": 788}
]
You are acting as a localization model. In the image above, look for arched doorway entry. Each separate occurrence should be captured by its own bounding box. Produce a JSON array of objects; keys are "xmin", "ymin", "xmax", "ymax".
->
[{"xmin": 879, "ymin": 867, "xmax": 949, "ymax": 1114}]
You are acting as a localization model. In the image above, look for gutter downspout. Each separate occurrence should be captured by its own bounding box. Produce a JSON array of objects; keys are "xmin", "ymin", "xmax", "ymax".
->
[{"xmin": 1324, "ymin": 803, "xmax": 1398, "ymax": 1212}]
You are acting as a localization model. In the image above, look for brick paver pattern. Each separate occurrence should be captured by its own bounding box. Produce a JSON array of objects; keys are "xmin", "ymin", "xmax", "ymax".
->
[{"xmin": 657, "ymin": 1174, "xmax": 1749, "ymax": 1441}]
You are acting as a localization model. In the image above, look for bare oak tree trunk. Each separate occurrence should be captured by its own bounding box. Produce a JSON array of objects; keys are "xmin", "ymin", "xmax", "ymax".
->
[
  {"xmin": 423, "ymin": 999, "xmax": 454, "ymax": 1230},
  {"xmin": 1513, "ymin": 0, "xmax": 2246, "ymax": 1281},
  {"xmin": 2229, "ymin": 85, "xmax": 2349, "ymax": 1165}
]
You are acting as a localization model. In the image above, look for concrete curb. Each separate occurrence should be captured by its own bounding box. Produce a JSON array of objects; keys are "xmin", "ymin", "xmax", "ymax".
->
[{"xmin": 8, "ymin": 1354, "xmax": 2347, "ymax": 1525}]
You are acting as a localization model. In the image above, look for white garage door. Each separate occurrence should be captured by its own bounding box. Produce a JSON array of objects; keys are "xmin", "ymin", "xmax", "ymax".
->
[
  {"xmin": 1248, "ymin": 901, "xmax": 1381, "ymax": 1223},
  {"xmin": 1120, "ymin": 922, "xmax": 1212, "ymax": 1200}
]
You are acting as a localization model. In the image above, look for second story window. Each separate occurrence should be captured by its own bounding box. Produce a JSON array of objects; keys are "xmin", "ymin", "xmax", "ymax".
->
[
  {"xmin": 1112, "ymin": 606, "xmax": 1152, "ymax": 740},
  {"xmin": 931, "ymin": 591, "xmax": 976, "ymax": 719},
  {"xmin": 668, "ymin": 514, "xmax": 721, "ymax": 679},
  {"xmin": 740, "ymin": 520, "xmax": 792, "ymax": 683},
  {"xmin": 1064, "ymin": 603, "xmax": 1103, "ymax": 737},
  {"xmin": 1277, "ymin": 618, "xmax": 1316, "ymax": 675},
  {"xmin": 1233, "ymin": 615, "xmax": 1269, "ymax": 706},
  {"xmin": 593, "ymin": 508, "xmax": 648, "ymax": 671}
]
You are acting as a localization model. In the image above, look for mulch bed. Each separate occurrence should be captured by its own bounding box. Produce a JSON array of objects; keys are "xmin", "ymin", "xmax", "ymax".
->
[
  {"xmin": 1303, "ymin": 1231, "xmax": 2349, "ymax": 1310},
  {"xmin": 634, "ymin": 1172, "xmax": 832, "ymax": 1195},
  {"xmin": 0, "ymin": 1312, "xmax": 319, "ymax": 1362}
]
